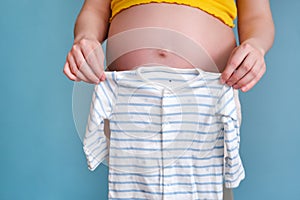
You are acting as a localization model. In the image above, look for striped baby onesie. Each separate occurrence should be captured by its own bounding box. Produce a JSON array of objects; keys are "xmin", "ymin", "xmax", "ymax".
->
[{"xmin": 83, "ymin": 65, "xmax": 245, "ymax": 200}]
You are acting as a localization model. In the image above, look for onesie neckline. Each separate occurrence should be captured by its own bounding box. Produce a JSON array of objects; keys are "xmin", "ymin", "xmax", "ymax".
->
[{"xmin": 136, "ymin": 65, "xmax": 204, "ymax": 91}]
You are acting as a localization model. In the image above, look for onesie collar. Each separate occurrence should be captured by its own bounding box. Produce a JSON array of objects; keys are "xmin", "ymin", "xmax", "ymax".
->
[{"xmin": 136, "ymin": 65, "xmax": 204, "ymax": 91}]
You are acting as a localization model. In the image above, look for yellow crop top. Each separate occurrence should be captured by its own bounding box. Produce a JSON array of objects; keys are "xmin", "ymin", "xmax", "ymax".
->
[{"xmin": 110, "ymin": 0, "xmax": 237, "ymax": 27}]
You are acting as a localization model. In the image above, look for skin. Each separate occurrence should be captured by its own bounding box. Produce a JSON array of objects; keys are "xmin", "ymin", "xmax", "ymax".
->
[
  {"xmin": 222, "ymin": 0, "xmax": 275, "ymax": 92},
  {"xmin": 106, "ymin": 3, "xmax": 236, "ymax": 73},
  {"xmin": 63, "ymin": 0, "xmax": 275, "ymax": 93}
]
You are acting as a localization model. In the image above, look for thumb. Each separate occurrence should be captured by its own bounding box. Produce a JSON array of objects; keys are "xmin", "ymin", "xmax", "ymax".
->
[{"xmin": 100, "ymin": 72, "xmax": 106, "ymax": 81}]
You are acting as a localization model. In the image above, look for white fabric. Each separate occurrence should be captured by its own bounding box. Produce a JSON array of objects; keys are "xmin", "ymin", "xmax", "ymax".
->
[{"xmin": 83, "ymin": 65, "xmax": 245, "ymax": 199}]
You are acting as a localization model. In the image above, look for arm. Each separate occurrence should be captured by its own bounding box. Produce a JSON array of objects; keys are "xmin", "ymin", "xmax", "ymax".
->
[
  {"xmin": 74, "ymin": 0, "xmax": 111, "ymax": 43},
  {"xmin": 63, "ymin": 0, "xmax": 111, "ymax": 83},
  {"xmin": 221, "ymin": 0, "xmax": 275, "ymax": 92}
]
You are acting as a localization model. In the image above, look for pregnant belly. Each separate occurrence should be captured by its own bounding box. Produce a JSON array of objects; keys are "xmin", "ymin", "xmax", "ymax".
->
[{"xmin": 106, "ymin": 3, "xmax": 237, "ymax": 72}]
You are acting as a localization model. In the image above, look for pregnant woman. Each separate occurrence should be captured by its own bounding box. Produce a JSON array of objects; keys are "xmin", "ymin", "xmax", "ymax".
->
[{"xmin": 63, "ymin": 0, "xmax": 274, "ymax": 199}]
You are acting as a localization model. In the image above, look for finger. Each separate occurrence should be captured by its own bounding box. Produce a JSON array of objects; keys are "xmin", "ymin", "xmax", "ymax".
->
[
  {"xmin": 68, "ymin": 52, "xmax": 90, "ymax": 83},
  {"xmin": 81, "ymin": 42, "xmax": 105, "ymax": 80},
  {"xmin": 72, "ymin": 45, "xmax": 100, "ymax": 84},
  {"xmin": 232, "ymin": 52, "xmax": 265, "ymax": 89},
  {"xmin": 226, "ymin": 53, "xmax": 256, "ymax": 86},
  {"xmin": 100, "ymin": 72, "xmax": 106, "ymax": 81},
  {"xmin": 63, "ymin": 61, "xmax": 79, "ymax": 81},
  {"xmin": 79, "ymin": 60, "xmax": 101, "ymax": 83},
  {"xmin": 67, "ymin": 52, "xmax": 78, "ymax": 76},
  {"xmin": 221, "ymin": 44, "xmax": 251, "ymax": 83},
  {"xmin": 241, "ymin": 64, "xmax": 266, "ymax": 92},
  {"xmin": 68, "ymin": 53, "xmax": 81, "ymax": 79},
  {"xmin": 237, "ymin": 63, "xmax": 266, "ymax": 92},
  {"xmin": 76, "ymin": 69, "xmax": 94, "ymax": 83},
  {"xmin": 232, "ymin": 61, "xmax": 258, "ymax": 89}
]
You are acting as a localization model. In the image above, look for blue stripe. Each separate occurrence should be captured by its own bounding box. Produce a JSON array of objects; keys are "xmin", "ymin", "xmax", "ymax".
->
[
  {"xmin": 85, "ymin": 135, "xmax": 106, "ymax": 149},
  {"xmin": 116, "ymin": 103, "xmax": 161, "ymax": 107},
  {"xmin": 111, "ymin": 120, "xmax": 161, "ymax": 126},
  {"xmin": 110, "ymin": 136, "xmax": 224, "ymax": 143},
  {"xmin": 106, "ymin": 76, "xmax": 116, "ymax": 99},
  {"xmin": 84, "ymin": 71, "xmax": 244, "ymax": 197},
  {"xmin": 225, "ymin": 163, "xmax": 242, "ymax": 176},
  {"xmin": 109, "ymin": 164, "xmax": 223, "ymax": 170},
  {"xmin": 225, "ymin": 169, "xmax": 245, "ymax": 183},
  {"xmin": 110, "ymin": 155, "xmax": 224, "ymax": 161},
  {"xmin": 116, "ymin": 102, "xmax": 214, "ymax": 108},
  {"xmin": 217, "ymin": 96, "xmax": 234, "ymax": 115},
  {"xmin": 113, "ymin": 111, "xmax": 161, "ymax": 117},
  {"xmin": 118, "ymin": 84, "xmax": 159, "ymax": 91},
  {"xmin": 224, "ymin": 127, "xmax": 236, "ymax": 134},
  {"xmin": 110, "ymin": 128, "xmax": 223, "ymax": 135},
  {"xmin": 227, "ymin": 162, "xmax": 240, "ymax": 168},
  {"xmin": 99, "ymin": 83, "xmax": 112, "ymax": 111},
  {"xmin": 163, "ymin": 111, "xmax": 215, "ymax": 117},
  {"xmin": 86, "ymin": 119, "xmax": 104, "ymax": 138},
  {"xmin": 168, "ymin": 93, "xmax": 218, "ymax": 99},
  {"xmin": 118, "ymin": 93, "xmax": 161, "ymax": 99},
  {"xmin": 86, "ymin": 125, "xmax": 104, "ymax": 139},
  {"xmin": 225, "ymin": 137, "xmax": 238, "ymax": 143},
  {"xmin": 90, "ymin": 98, "xmax": 102, "ymax": 123},
  {"xmin": 228, "ymin": 106, "xmax": 237, "ymax": 117},
  {"xmin": 175, "ymin": 129, "xmax": 223, "ymax": 135},
  {"xmin": 227, "ymin": 146, "xmax": 238, "ymax": 153},
  {"xmin": 86, "ymin": 112, "xmax": 101, "ymax": 134},
  {"xmin": 87, "ymin": 144, "xmax": 107, "ymax": 160},
  {"xmin": 117, "ymin": 92, "xmax": 218, "ymax": 99},
  {"xmin": 110, "ymin": 145, "xmax": 224, "ymax": 152},
  {"xmin": 227, "ymin": 153, "xmax": 239, "ymax": 161},
  {"xmin": 190, "ymin": 85, "xmax": 223, "ymax": 90},
  {"xmin": 87, "ymin": 114, "xmax": 98, "ymax": 130},
  {"xmin": 111, "ymin": 71, "xmax": 116, "ymax": 82},
  {"xmin": 163, "ymin": 103, "xmax": 214, "ymax": 107},
  {"xmin": 166, "ymin": 120, "xmax": 217, "ymax": 126},
  {"xmin": 217, "ymin": 86, "xmax": 231, "ymax": 104},
  {"xmin": 113, "ymin": 111, "xmax": 215, "ymax": 117},
  {"xmin": 95, "ymin": 87, "xmax": 109, "ymax": 119},
  {"xmin": 109, "ymin": 172, "xmax": 223, "ymax": 178},
  {"xmin": 109, "ymin": 188, "xmax": 222, "ymax": 195},
  {"xmin": 110, "ymin": 120, "xmax": 222, "ymax": 126},
  {"xmin": 110, "ymin": 129, "xmax": 160, "ymax": 134},
  {"xmin": 109, "ymin": 180, "xmax": 223, "ymax": 186}
]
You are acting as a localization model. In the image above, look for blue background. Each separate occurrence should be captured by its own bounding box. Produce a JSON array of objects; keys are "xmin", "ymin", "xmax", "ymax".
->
[{"xmin": 0, "ymin": 0, "xmax": 299, "ymax": 199}]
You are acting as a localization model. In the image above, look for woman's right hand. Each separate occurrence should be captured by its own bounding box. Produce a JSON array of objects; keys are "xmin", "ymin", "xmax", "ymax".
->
[{"xmin": 63, "ymin": 37, "xmax": 106, "ymax": 84}]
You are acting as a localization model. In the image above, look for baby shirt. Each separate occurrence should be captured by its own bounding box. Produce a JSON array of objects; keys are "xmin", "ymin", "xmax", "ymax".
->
[{"xmin": 83, "ymin": 65, "xmax": 245, "ymax": 200}]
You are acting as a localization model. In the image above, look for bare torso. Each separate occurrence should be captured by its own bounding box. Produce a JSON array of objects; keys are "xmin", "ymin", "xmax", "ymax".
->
[{"xmin": 106, "ymin": 3, "xmax": 237, "ymax": 72}]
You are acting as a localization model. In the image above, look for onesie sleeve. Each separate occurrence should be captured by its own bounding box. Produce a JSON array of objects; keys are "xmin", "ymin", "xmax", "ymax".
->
[
  {"xmin": 215, "ymin": 85, "xmax": 245, "ymax": 188},
  {"xmin": 82, "ymin": 72, "xmax": 118, "ymax": 171}
]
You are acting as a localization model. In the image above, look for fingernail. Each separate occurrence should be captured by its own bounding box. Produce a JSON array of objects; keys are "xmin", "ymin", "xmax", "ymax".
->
[{"xmin": 100, "ymin": 73, "xmax": 105, "ymax": 81}]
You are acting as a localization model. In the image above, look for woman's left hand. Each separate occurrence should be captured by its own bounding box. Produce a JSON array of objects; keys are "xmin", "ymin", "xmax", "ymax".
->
[{"xmin": 220, "ymin": 39, "xmax": 266, "ymax": 92}]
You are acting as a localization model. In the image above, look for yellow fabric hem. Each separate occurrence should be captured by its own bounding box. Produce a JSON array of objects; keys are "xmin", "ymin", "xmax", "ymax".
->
[{"xmin": 109, "ymin": 1, "xmax": 236, "ymax": 28}]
